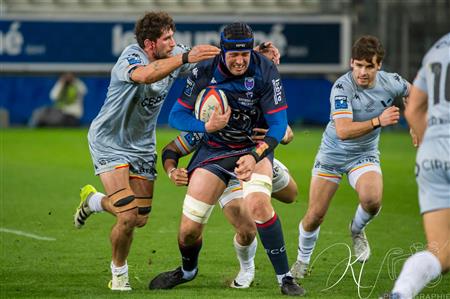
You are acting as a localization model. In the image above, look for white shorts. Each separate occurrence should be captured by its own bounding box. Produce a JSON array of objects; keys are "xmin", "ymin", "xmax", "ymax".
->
[
  {"xmin": 312, "ymin": 151, "xmax": 382, "ymax": 189},
  {"xmin": 217, "ymin": 158, "xmax": 291, "ymax": 208},
  {"xmin": 416, "ymin": 137, "xmax": 450, "ymax": 214}
]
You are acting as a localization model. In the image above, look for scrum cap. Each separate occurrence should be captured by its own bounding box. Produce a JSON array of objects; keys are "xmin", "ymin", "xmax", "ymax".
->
[{"xmin": 220, "ymin": 22, "xmax": 254, "ymax": 53}]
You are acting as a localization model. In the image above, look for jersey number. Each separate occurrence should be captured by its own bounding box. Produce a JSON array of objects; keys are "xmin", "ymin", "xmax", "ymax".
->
[{"xmin": 430, "ymin": 62, "xmax": 450, "ymax": 105}]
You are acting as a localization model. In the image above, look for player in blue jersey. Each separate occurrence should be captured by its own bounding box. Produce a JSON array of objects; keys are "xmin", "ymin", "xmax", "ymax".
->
[
  {"xmin": 383, "ymin": 33, "xmax": 450, "ymax": 299},
  {"xmin": 161, "ymin": 127, "xmax": 297, "ymax": 289},
  {"xmin": 149, "ymin": 22, "xmax": 304, "ymax": 296},
  {"xmin": 290, "ymin": 35, "xmax": 410, "ymax": 279}
]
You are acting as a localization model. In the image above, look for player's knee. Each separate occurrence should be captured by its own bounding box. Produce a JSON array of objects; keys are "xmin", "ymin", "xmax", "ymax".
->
[
  {"xmin": 179, "ymin": 228, "xmax": 202, "ymax": 244},
  {"xmin": 304, "ymin": 211, "xmax": 325, "ymax": 229},
  {"xmin": 116, "ymin": 210, "xmax": 138, "ymax": 232},
  {"xmin": 360, "ymin": 198, "xmax": 381, "ymax": 215},
  {"xmin": 235, "ymin": 223, "xmax": 257, "ymax": 245}
]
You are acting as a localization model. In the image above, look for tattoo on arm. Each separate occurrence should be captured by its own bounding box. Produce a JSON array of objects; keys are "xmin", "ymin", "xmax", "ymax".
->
[{"xmin": 152, "ymin": 61, "xmax": 160, "ymax": 71}]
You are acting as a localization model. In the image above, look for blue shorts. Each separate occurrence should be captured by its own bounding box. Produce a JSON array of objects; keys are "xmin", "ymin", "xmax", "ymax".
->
[{"xmin": 187, "ymin": 143, "xmax": 273, "ymax": 184}]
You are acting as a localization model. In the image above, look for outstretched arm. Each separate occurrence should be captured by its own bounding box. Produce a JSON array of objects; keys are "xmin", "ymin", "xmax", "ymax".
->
[{"xmin": 131, "ymin": 45, "xmax": 220, "ymax": 84}]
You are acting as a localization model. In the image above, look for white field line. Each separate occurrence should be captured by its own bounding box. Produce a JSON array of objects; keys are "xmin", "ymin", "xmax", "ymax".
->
[{"xmin": 0, "ymin": 227, "xmax": 56, "ymax": 241}]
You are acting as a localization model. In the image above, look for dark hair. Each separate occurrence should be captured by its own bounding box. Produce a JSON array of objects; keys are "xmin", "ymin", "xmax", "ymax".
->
[
  {"xmin": 352, "ymin": 35, "xmax": 385, "ymax": 64},
  {"xmin": 135, "ymin": 12, "xmax": 175, "ymax": 48}
]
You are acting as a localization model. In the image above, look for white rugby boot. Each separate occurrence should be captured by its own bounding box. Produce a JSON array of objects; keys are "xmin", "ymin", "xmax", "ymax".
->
[
  {"xmin": 350, "ymin": 222, "xmax": 371, "ymax": 262},
  {"xmin": 108, "ymin": 273, "xmax": 132, "ymax": 291},
  {"xmin": 290, "ymin": 260, "xmax": 310, "ymax": 279},
  {"xmin": 230, "ymin": 266, "xmax": 255, "ymax": 289}
]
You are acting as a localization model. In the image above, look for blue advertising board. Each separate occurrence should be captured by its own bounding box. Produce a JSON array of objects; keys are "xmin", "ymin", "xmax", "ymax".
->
[{"xmin": 0, "ymin": 15, "xmax": 350, "ymax": 73}]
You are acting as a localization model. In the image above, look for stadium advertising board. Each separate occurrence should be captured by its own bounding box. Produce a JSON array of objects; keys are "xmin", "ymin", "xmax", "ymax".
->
[{"xmin": 0, "ymin": 16, "xmax": 350, "ymax": 73}]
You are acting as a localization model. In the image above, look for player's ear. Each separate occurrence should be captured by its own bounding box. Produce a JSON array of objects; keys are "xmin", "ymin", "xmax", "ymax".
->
[
  {"xmin": 378, "ymin": 61, "xmax": 382, "ymax": 70},
  {"xmin": 144, "ymin": 39, "xmax": 155, "ymax": 50}
]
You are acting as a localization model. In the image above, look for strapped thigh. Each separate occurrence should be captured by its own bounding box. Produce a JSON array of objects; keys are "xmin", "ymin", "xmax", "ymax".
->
[
  {"xmin": 242, "ymin": 173, "xmax": 272, "ymax": 198},
  {"xmin": 135, "ymin": 196, "xmax": 152, "ymax": 215},
  {"xmin": 109, "ymin": 187, "xmax": 136, "ymax": 213}
]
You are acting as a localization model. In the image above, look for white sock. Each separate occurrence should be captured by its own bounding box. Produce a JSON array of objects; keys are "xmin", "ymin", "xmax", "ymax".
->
[
  {"xmin": 111, "ymin": 261, "xmax": 128, "ymax": 276},
  {"xmin": 297, "ymin": 221, "xmax": 320, "ymax": 264},
  {"xmin": 88, "ymin": 192, "xmax": 105, "ymax": 212},
  {"xmin": 351, "ymin": 204, "xmax": 375, "ymax": 234},
  {"xmin": 392, "ymin": 250, "xmax": 442, "ymax": 298},
  {"xmin": 233, "ymin": 234, "xmax": 257, "ymax": 271},
  {"xmin": 181, "ymin": 267, "xmax": 197, "ymax": 280},
  {"xmin": 276, "ymin": 271, "xmax": 293, "ymax": 285}
]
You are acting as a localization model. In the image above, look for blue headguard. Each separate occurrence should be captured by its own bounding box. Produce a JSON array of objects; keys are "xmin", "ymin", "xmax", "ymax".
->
[{"xmin": 220, "ymin": 23, "xmax": 254, "ymax": 61}]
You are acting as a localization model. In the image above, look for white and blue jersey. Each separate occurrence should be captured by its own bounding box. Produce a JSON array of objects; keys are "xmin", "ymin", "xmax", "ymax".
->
[
  {"xmin": 414, "ymin": 33, "xmax": 450, "ymax": 213},
  {"xmin": 313, "ymin": 70, "xmax": 409, "ymax": 184},
  {"xmin": 323, "ymin": 70, "xmax": 409, "ymax": 153},
  {"xmin": 88, "ymin": 43, "xmax": 191, "ymax": 179}
]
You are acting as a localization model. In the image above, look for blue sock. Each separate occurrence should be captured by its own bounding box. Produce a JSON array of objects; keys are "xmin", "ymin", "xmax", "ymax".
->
[
  {"xmin": 256, "ymin": 213, "xmax": 289, "ymax": 275},
  {"xmin": 179, "ymin": 238, "xmax": 202, "ymax": 272}
]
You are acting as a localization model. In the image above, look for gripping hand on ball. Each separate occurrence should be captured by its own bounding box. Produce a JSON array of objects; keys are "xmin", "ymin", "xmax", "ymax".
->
[{"xmin": 205, "ymin": 107, "xmax": 231, "ymax": 133}]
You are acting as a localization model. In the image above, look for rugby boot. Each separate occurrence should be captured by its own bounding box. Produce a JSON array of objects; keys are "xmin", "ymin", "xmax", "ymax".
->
[
  {"xmin": 290, "ymin": 260, "xmax": 310, "ymax": 279},
  {"xmin": 230, "ymin": 266, "xmax": 255, "ymax": 288},
  {"xmin": 74, "ymin": 184, "xmax": 96, "ymax": 228},
  {"xmin": 149, "ymin": 266, "xmax": 197, "ymax": 289},
  {"xmin": 108, "ymin": 273, "xmax": 132, "ymax": 291},
  {"xmin": 350, "ymin": 221, "xmax": 371, "ymax": 262},
  {"xmin": 280, "ymin": 276, "xmax": 305, "ymax": 296}
]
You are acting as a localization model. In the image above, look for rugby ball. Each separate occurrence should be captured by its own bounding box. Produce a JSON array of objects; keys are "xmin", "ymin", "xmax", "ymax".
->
[{"xmin": 194, "ymin": 87, "xmax": 228, "ymax": 122}]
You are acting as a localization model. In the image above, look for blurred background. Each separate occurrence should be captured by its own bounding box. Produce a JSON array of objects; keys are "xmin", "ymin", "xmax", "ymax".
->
[{"xmin": 1, "ymin": 0, "xmax": 449, "ymax": 127}]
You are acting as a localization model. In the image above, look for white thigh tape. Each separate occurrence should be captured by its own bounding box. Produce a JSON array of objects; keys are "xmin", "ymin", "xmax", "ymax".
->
[
  {"xmin": 182, "ymin": 195, "xmax": 215, "ymax": 224},
  {"xmin": 243, "ymin": 173, "xmax": 272, "ymax": 198}
]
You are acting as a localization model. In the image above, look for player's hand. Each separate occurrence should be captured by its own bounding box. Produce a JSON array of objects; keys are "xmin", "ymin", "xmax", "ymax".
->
[
  {"xmin": 409, "ymin": 128, "xmax": 420, "ymax": 148},
  {"xmin": 169, "ymin": 168, "xmax": 189, "ymax": 186},
  {"xmin": 254, "ymin": 42, "xmax": 280, "ymax": 65},
  {"xmin": 235, "ymin": 154, "xmax": 256, "ymax": 181},
  {"xmin": 205, "ymin": 107, "xmax": 231, "ymax": 133},
  {"xmin": 379, "ymin": 106, "xmax": 400, "ymax": 127},
  {"xmin": 251, "ymin": 128, "xmax": 268, "ymax": 141},
  {"xmin": 188, "ymin": 45, "xmax": 220, "ymax": 63}
]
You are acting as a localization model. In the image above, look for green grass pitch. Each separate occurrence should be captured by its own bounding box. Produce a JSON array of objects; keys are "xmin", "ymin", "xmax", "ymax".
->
[{"xmin": 1, "ymin": 128, "xmax": 448, "ymax": 298}]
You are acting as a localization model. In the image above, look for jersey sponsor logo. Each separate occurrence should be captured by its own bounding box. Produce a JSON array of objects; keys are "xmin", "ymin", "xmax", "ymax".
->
[
  {"xmin": 126, "ymin": 53, "xmax": 142, "ymax": 65},
  {"xmin": 335, "ymin": 83, "xmax": 344, "ymax": 90},
  {"xmin": 184, "ymin": 78, "xmax": 195, "ymax": 96},
  {"xmin": 393, "ymin": 74, "xmax": 401, "ymax": 82},
  {"xmin": 334, "ymin": 96, "xmax": 348, "ymax": 109},
  {"xmin": 265, "ymin": 245, "xmax": 286, "ymax": 255},
  {"xmin": 381, "ymin": 98, "xmax": 393, "ymax": 107},
  {"xmin": 192, "ymin": 67, "xmax": 198, "ymax": 78},
  {"xmin": 141, "ymin": 93, "xmax": 166, "ymax": 108},
  {"xmin": 272, "ymin": 78, "xmax": 283, "ymax": 105},
  {"xmin": 246, "ymin": 91, "xmax": 253, "ymax": 99},
  {"xmin": 421, "ymin": 159, "xmax": 450, "ymax": 172},
  {"xmin": 184, "ymin": 132, "xmax": 202, "ymax": 147},
  {"xmin": 136, "ymin": 160, "xmax": 156, "ymax": 175},
  {"xmin": 237, "ymin": 97, "xmax": 257, "ymax": 106},
  {"xmin": 210, "ymin": 77, "xmax": 217, "ymax": 84},
  {"xmin": 244, "ymin": 77, "xmax": 255, "ymax": 90}
]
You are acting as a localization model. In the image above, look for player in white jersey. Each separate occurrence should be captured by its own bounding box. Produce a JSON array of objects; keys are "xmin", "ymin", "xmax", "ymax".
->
[
  {"xmin": 161, "ymin": 124, "xmax": 297, "ymax": 290},
  {"xmin": 383, "ymin": 33, "xmax": 450, "ymax": 299},
  {"xmin": 72, "ymin": 12, "xmax": 220, "ymax": 291},
  {"xmin": 290, "ymin": 36, "xmax": 410, "ymax": 279}
]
